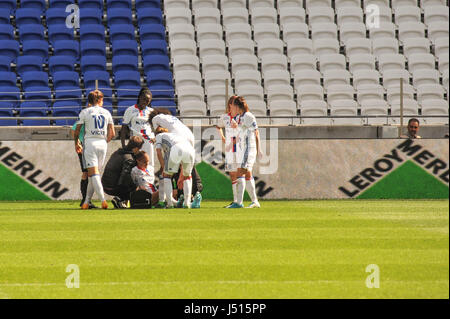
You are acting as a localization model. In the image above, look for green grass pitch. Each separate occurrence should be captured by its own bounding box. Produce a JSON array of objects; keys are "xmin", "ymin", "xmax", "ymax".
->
[{"xmin": 0, "ymin": 200, "xmax": 448, "ymax": 299}]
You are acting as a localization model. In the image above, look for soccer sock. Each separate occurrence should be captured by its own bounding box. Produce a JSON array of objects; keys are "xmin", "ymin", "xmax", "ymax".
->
[
  {"xmin": 84, "ymin": 178, "xmax": 95, "ymax": 205},
  {"xmin": 231, "ymin": 180, "xmax": 237, "ymax": 203},
  {"xmin": 246, "ymin": 177, "xmax": 258, "ymax": 203},
  {"xmin": 80, "ymin": 178, "xmax": 88, "ymax": 204},
  {"xmin": 90, "ymin": 174, "xmax": 105, "ymax": 202},
  {"xmin": 183, "ymin": 176, "xmax": 193, "ymax": 207},
  {"xmin": 236, "ymin": 177, "xmax": 245, "ymax": 206},
  {"xmin": 163, "ymin": 178, "xmax": 173, "ymax": 207},
  {"xmin": 158, "ymin": 178, "xmax": 165, "ymax": 202}
]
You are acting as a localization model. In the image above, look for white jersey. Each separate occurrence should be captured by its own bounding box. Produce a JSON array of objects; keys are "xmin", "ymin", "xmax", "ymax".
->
[
  {"xmin": 122, "ymin": 105, "xmax": 155, "ymax": 141},
  {"xmin": 152, "ymin": 114, "xmax": 194, "ymax": 146},
  {"xmin": 76, "ymin": 105, "xmax": 113, "ymax": 140},
  {"xmin": 131, "ymin": 166, "xmax": 157, "ymax": 194},
  {"xmin": 237, "ymin": 111, "xmax": 258, "ymax": 149},
  {"xmin": 155, "ymin": 132, "xmax": 187, "ymax": 154},
  {"xmin": 218, "ymin": 113, "xmax": 239, "ymax": 152}
]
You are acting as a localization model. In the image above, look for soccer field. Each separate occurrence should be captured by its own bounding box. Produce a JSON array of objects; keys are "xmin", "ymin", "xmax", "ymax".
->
[{"xmin": 0, "ymin": 200, "xmax": 448, "ymax": 299}]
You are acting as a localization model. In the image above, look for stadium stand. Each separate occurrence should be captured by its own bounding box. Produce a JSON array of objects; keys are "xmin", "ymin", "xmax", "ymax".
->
[{"xmin": 0, "ymin": 0, "xmax": 448, "ymax": 126}]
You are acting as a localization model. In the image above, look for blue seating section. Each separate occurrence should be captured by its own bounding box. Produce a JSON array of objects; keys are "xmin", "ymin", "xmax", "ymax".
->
[{"xmin": 0, "ymin": 0, "xmax": 174, "ymax": 126}]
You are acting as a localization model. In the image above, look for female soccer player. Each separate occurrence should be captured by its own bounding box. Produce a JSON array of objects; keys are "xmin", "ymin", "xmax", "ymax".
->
[
  {"xmin": 74, "ymin": 90, "xmax": 115, "ymax": 210},
  {"xmin": 228, "ymin": 96, "xmax": 261, "ymax": 208},
  {"xmin": 216, "ymin": 95, "xmax": 240, "ymax": 207}
]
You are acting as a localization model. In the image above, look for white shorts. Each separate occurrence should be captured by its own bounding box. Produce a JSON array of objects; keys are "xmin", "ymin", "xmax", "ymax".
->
[
  {"xmin": 83, "ymin": 138, "xmax": 107, "ymax": 169},
  {"xmin": 225, "ymin": 151, "xmax": 238, "ymax": 172},
  {"xmin": 164, "ymin": 143, "xmax": 195, "ymax": 176},
  {"xmin": 237, "ymin": 143, "xmax": 257, "ymax": 172}
]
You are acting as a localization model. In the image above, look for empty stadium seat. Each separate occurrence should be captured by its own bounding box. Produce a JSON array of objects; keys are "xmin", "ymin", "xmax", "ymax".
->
[
  {"xmin": 390, "ymin": 99, "xmax": 420, "ymax": 124},
  {"xmin": 357, "ymin": 85, "xmax": 385, "ymax": 104},
  {"xmin": 348, "ymin": 54, "xmax": 376, "ymax": 72},
  {"xmin": 313, "ymin": 38, "xmax": 340, "ymax": 56},
  {"xmin": 439, "ymin": 53, "xmax": 449, "ymax": 73},
  {"xmin": 15, "ymin": 8, "xmax": 42, "ymax": 27},
  {"xmin": 80, "ymin": 24, "xmax": 105, "ymax": 42},
  {"xmin": 308, "ymin": 6, "xmax": 335, "ymax": 25},
  {"xmin": 287, "ymin": 39, "xmax": 314, "ymax": 58},
  {"xmin": 319, "ymin": 54, "xmax": 347, "ymax": 72},
  {"xmin": 108, "ymin": 8, "xmax": 133, "ymax": 26},
  {"xmin": 111, "ymin": 40, "xmax": 138, "ymax": 57},
  {"xmin": 326, "ymin": 84, "xmax": 355, "ymax": 104},
  {"xmin": 48, "ymin": 56, "xmax": 76, "ymax": 74},
  {"xmin": 394, "ymin": 6, "xmax": 421, "ymax": 25},
  {"xmin": 412, "ymin": 69, "xmax": 441, "ymax": 87},
  {"xmin": 79, "ymin": 0, "xmax": 103, "ymax": 10},
  {"xmin": 52, "ymin": 71, "xmax": 82, "ymax": 99},
  {"xmin": 256, "ymin": 39, "xmax": 284, "ymax": 59},
  {"xmin": 293, "ymin": 69, "xmax": 322, "ymax": 87},
  {"xmin": 408, "ymin": 53, "xmax": 437, "ymax": 73},
  {"xmin": 79, "ymin": 8, "xmax": 103, "ymax": 25},
  {"xmin": 16, "ymin": 56, "xmax": 44, "ymax": 75},
  {"xmin": 172, "ymin": 55, "xmax": 200, "ymax": 72},
  {"xmin": 167, "ymin": 24, "xmax": 195, "ymax": 42},
  {"xmin": 267, "ymin": 85, "xmax": 294, "ymax": 104},
  {"xmin": 263, "ymin": 70, "xmax": 291, "ymax": 91},
  {"xmin": 204, "ymin": 71, "xmax": 231, "ymax": 91},
  {"xmin": 336, "ymin": 6, "xmax": 364, "ymax": 25},
  {"xmin": 305, "ymin": 0, "xmax": 332, "ymax": 8},
  {"xmin": 107, "ymin": 0, "xmax": 132, "ymax": 9},
  {"xmin": 0, "ymin": 72, "xmax": 17, "ymax": 87},
  {"xmin": 352, "ymin": 70, "xmax": 382, "ymax": 88},
  {"xmin": 174, "ymin": 70, "xmax": 203, "ymax": 89},
  {"xmin": 231, "ymin": 54, "xmax": 259, "ymax": 75},
  {"xmin": 228, "ymin": 39, "xmax": 256, "ymax": 58},
  {"xmin": 428, "ymin": 21, "xmax": 450, "ymax": 42},
  {"xmin": 53, "ymin": 40, "xmax": 80, "ymax": 60},
  {"xmin": 110, "ymin": 24, "xmax": 135, "ymax": 42},
  {"xmin": 424, "ymin": 5, "xmax": 449, "ymax": 25},
  {"xmin": 80, "ymin": 40, "xmax": 106, "ymax": 57},
  {"xmin": 299, "ymin": 100, "xmax": 330, "ymax": 125},
  {"xmin": 0, "ymin": 57, "xmax": 11, "ymax": 72},
  {"xmin": 235, "ymin": 70, "xmax": 262, "ymax": 87},
  {"xmin": 18, "ymin": 24, "xmax": 45, "ymax": 42},
  {"xmin": 261, "ymin": 54, "xmax": 288, "ymax": 73},
  {"xmin": 416, "ymin": 84, "xmax": 446, "ymax": 104},
  {"xmin": 194, "ymin": 8, "xmax": 221, "ymax": 26},
  {"xmin": 80, "ymin": 56, "xmax": 107, "ymax": 73},
  {"xmin": 0, "ymin": 25, "xmax": 15, "ymax": 40},
  {"xmin": 48, "ymin": 25, "xmax": 75, "ymax": 44},
  {"xmin": 371, "ymin": 37, "xmax": 399, "ymax": 56},
  {"xmin": 49, "ymin": 0, "xmax": 75, "ymax": 8},
  {"xmin": 201, "ymin": 55, "xmax": 229, "ymax": 74},
  {"xmin": 143, "ymin": 55, "xmax": 170, "ymax": 73},
  {"xmin": 269, "ymin": 100, "xmax": 298, "ymax": 125},
  {"xmin": 339, "ymin": 23, "xmax": 367, "ymax": 45},
  {"xmin": 382, "ymin": 69, "xmax": 411, "ymax": 88},
  {"xmin": 434, "ymin": 37, "xmax": 449, "ymax": 58},
  {"xmin": 22, "ymin": 40, "xmax": 49, "ymax": 61},
  {"xmin": 139, "ymin": 24, "xmax": 166, "ymax": 41},
  {"xmin": 281, "ymin": 23, "xmax": 309, "ymax": 43},
  {"xmin": 1, "ymin": 0, "xmax": 16, "ymax": 15},
  {"xmin": 421, "ymin": 0, "xmax": 448, "ymax": 8},
  {"xmin": 0, "ymin": 40, "xmax": 20, "ymax": 63},
  {"xmin": 225, "ymin": 24, "xmax": 252, "ymax": 43},
  {"xmin": 279, "ymin": 7, "xmax": 306, "ymax": 26},
  {"xmin": 199, "ymin": 39, "xmax": 226, "ymax": 59},
  {"xmin": 345, "ymin": 38, "xmax": 372, "ymax": 56},
  {"xmin": 322, "ymin": 70, "xmax": 352, "ymax": 88},
  {"xmin": 360, "ymin": 99, "xmax": 389, "ymax": 125},
  {"xmin": 378, "ymin": 54, "xmax": 406, "ymax": 74},
  {"xmin": 421, "ymin": 99, "xmax": 449, "ymax": 124},
  {"xmin": 196, "ymin": 23, "xmax": 224, "ymax": 42},
  {"xmin": 403, "ymin": 38, "xmax": 432, "ymax": 57},
  {"xmin": 250, "ymin": 7, "xmax": 278, "ymax": 25},
  {"xmin": 253, "ymin": 23, "xmax": 280, "ymax": 43},
  {"xmin": 141, "ymin": 39, "xmax": 168, "ymax": 57},
  {"xmin": 330, "ymin": 100, "xmax": 361, "ymax": 125}
]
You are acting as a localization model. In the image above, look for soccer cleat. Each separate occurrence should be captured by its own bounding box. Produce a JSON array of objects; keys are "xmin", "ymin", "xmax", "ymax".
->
[
  {"xmin": 81, "ymin": 203, "xmax": 89, "ymax": 210},
  {"xmin": 246, "ymin": 201, "xmax": 261, "ymax": 208},
  {"xmin": 224, "ymin": 202, "xmax": 235, "ymax": 208},
  {"xmin": 227, "ymin": 203, "xmax": 243, "ymax": 208},
  {"xmin": 191, "ymin": 192, "xmax": 202, "ymax": 208},
  {"xmin": 182, "ymin": 203, "xmax": 191, "ymax": 209},
  {"xmin": 88, "ymin": 202, "xmax": 98, "ymax": 209},
  {"xmin": 101, "ymin": 200, "xmax": 108, "ymax": 209},
  {"xmin": 154, "ymin": 201, "xmax": 166, "ymax": 209},
  {"xmin": 111, "ymin": 197, "xmax": 121, "ymax": 209},
  {"xmin": 176, "ymin": 195, "xmax": 184, "ymax": 208}
]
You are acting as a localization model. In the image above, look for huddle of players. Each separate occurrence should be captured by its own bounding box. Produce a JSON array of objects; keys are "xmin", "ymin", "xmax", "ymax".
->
[{"xmin": 73, "ymin": 88, "xmax": 260, "ymax": 209}]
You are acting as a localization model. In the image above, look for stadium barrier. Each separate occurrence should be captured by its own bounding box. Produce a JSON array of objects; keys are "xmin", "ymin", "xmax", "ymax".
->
[{"xmin": 0, "ymin": 138, "xmax": 447, "ymax": 201}]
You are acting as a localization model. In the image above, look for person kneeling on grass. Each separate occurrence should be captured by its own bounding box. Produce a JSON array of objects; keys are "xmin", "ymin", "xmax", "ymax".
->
[{"xmin": 130, "ymin": 151, "xmax": 160, "ymax": 207}]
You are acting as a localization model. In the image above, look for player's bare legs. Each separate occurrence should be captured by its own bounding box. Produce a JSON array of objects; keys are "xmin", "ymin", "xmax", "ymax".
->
[{"xmin": 82, "ymin": 166, "xmax": 108, "ymax": 210}]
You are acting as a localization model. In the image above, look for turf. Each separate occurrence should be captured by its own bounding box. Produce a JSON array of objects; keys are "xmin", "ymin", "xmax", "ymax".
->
[{"xmin": 0, "ymin": 200, "xmax": 448, "ymax": 299}]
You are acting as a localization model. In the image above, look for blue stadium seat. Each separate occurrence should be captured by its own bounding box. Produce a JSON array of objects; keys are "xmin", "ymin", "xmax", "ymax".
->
[
  {"xmin": 109, "ymin": 24, "xmax": 135, "ymax": 42},
  {"xmin": 18, "ymin": 24, "xmax": 45, "ymax": 42},
  {"xmin": 151, "ymin": 101, "xmax": 177, "ymax": 115},
  {"xmin": 0, "ymin": 9, "xmax": 11, "ymax": 24},
  {"xmin": 137, "ymin": 8, "xmax": 163, "ymax": 26},
  {"xmin": 136, "ymin": 0, "xmax": 161, "ymax": 10},
  {"xmin": 80, "ymin": 8, "xmax": 103, "ymax": 25},
  {"xmin": 83, "ymin": 71, "xmax": 114, "ymax": 103},
  {"xmin": 0, "ymin": 40, "xmax": 20, "ymax": 63},
  {"xmin": 49, "ymin": 0, "xmax": 75, "ymax": 8},
  {"xmin": 53, "ymin": 40, "xmax": 80, "ymax": 60},
  {"xmin": 0, "ymin": 25, "xmax": 14, "ymax": 40},
  {"xmin": 21, "ymin": 86, "xmax": 52, "ymax": 125},
  {"xmin": 16, "ymin": 56, "xmax": 44, "ymax": 75},
  {"xmin": 0, "ymin": 72, "xmax": 17, "ymax": 87},
  {"xmin": 111, "ymin": 40, "xmax": 139, "ymax": 57},
  {"xmin": 143, "ymin": 55, "xmax": 170, "ymax": 73},
  {"xmin": 146, "ymin": 71, "xmax": 174, "ymax": 100},
  {"xmin": 21, "ymin": 71, "xmax": 49, "ymax": 90},
  {"xmin": 21, "ymin": 0, "xmax": 46, "ymax": 13},
  {"xmin": 15, "ymin": 8, "xmax": 42, "ymax": 27},
  {"xmin": 48, "ymin": 25, "xmax": 75, "ymax": 44},
  {"xmin": 45, "ymin": 8, "xmax": 70, "ymax": 26},
  {"xmin": 0, "ymin": 112, "xmax": 17, "ymax": 126},
  {"xmin": 48, "ymin": 56, "xmax": 76, "ymax": 73},
  {"xmin": 0, "ymin": 86, "xmax": 20, "ymax": 109},
  {"xmin": 2, "ymin": 0, "xmax": 17, "ymax": 15},
  {"xmin": 141, "ymin": 39, "xmax": 168, "ymax": 57},
  {"xmin": 22, "ymin": 40, "xmax": 49, "ymax": 61},
  {"xmin": 79, "ymin": 0, "xmax": 103, "ymax": 10},
  {"xmin": 115, "ymin": 71, "xmax": 141, "ymax": 101},
  {"xmin": 81, "ymin": 55, "xmax": 107, "ymax": 73},
  {"xmin": 139, "ymin": 24, "xmax": 166, "ymax": 41},
  {"xmin": 52, "ymin": 71, "xmax": 82, "ymax": 101},
  {"xmin": 106, "ymin": 0, "xmax": 132, "ymax": 9},
  {"xmin": 80, "ymin": 24, "xmax": 105, "ymax": 42},
  {"xmin": 107, "ymin": 8, "xmax": 133, "ymax": 26},
  {"xmin": 112, "ymin": 55, "xmax": 139, "ymax": 73},
  {"xmin": 0, "ymin": 57, "xmax": 11, "ymax": 72},
  {"xmin": 80, "ymin": 40, "xmax": 106, "ymax": 57},
  {"xmin": 52, "ymin": 102, "xmax": 81, "ymax": 126}
]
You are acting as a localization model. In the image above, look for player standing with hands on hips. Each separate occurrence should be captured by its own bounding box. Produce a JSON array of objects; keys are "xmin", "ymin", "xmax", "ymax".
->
[
  {"xmin": 74, "ymin": 90, "xmax": 115, "ymax": 210},
  {"xmin": 228, "ymin": 96, "xmax": 261, "ymax": 209}
]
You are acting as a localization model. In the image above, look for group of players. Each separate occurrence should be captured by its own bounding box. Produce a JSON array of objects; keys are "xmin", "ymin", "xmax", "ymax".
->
[{"xmin": 72, "ymin": 87, "xmax": 261, "ymax": 209}]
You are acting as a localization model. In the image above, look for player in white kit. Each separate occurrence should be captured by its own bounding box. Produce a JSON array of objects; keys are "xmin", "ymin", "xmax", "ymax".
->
[
  {"xmin": 74, "ymin": 90, "xmax": 115, "ymax": 210},
  {"xmin": 228, "ymin": 96, "xmax": 261, "ymax": 209},
  {"xmin": 216, "ymin": 96, "xmax": 240, "ymax": 207},
  {"xmin": 120, "ymin": 88, "xmax": 155, "ymax": 183},
  {"xmin": 154, "ymin": 128, "xmax": 196, "ymax": 208},
  {"xmin": 149, "ymin": 109, "xmax": 196, "ymax": 206},
  {"xmin": 131, "ymin": 150, "xmax": 160, "ymax": 206}
]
